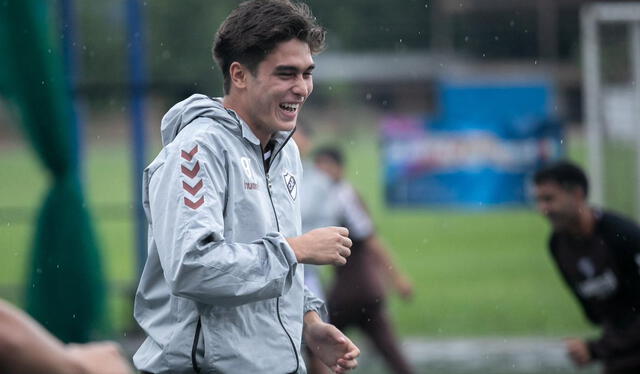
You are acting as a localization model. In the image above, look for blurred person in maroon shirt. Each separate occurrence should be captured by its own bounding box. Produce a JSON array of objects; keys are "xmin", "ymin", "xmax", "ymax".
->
[{"xmin": 313, "ymin": 146, "xmax": 415, "ymax": 374}]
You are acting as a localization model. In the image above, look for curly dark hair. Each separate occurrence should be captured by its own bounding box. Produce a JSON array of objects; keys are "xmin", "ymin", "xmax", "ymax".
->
[{"xmin": 213, "ymin": 0, "xmax": 326, "ymax": 94}]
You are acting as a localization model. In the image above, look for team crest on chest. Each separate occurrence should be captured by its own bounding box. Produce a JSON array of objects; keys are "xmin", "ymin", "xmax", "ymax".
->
[{"xmin": 283, "ymin": 171, "xmax": 297, "ymax": 201}]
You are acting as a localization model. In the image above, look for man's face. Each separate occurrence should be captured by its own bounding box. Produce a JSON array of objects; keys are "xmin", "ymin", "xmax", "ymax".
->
[
  {"xmin": 533, "ymin": 181, "xmax": 583, "ymax": 232},
  {"xmin": 242, "ymin": 38, "xmax": 314, "ymax": 140},
  {"xmin": 315, "ymin": 156, "xmax": 343, "ymax": 182}
]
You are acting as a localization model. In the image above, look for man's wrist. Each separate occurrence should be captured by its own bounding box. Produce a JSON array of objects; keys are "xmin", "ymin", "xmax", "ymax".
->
[
  {"xmin": 304, "ymin": 310, "xmax": 322, "ymax": 326},
  {"xmin": 286, "ymin": 236, "xmax": 305, "ymax": 263},
  {"xmin": 63, "ymin": 348, "xmax": 90, "ymax": 374}
]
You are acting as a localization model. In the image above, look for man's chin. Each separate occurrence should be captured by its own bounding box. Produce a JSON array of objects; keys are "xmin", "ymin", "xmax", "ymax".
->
[
  {"xmin": 275, "ymin": 120, "xmax": 297, "ymax": 132},
  {"xmin": 550, "ymin": 221, "xmax": 569, "ymax": 233}
]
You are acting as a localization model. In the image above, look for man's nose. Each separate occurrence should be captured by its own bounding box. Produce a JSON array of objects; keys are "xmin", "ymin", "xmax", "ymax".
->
[{"xmin": 292, "ymin": 75, "xmax": 310, "ymax": 98}]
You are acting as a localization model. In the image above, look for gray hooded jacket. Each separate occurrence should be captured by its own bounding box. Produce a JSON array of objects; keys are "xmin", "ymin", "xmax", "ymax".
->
[{"xmin": 133, "ymin": 94, "xmax": 324, "ymax": 374}]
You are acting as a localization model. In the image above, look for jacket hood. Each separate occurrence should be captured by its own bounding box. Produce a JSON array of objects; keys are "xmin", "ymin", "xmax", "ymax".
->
[{"xmin": 160, "ymin": 94, "xmax": 238, "ymax": 146}]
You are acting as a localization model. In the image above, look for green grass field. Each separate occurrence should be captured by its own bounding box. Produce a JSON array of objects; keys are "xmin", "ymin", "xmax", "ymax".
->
[{"xmin": 0, "ymin": 130, "xmax": 618, "ymax": 339}]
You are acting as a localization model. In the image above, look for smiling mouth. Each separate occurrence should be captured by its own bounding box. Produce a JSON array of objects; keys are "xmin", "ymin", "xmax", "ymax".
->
[{"xmin": 279, "ymin": 103, "xmax": 300, "ymax": 113}]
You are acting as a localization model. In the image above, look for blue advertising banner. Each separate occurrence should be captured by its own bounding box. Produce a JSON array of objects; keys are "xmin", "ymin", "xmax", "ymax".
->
[{"xmin": 383, "ymin": 81, "xmax": 564, "ymax": 208}]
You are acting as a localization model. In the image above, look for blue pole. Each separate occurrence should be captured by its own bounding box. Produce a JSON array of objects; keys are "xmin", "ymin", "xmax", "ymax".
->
[
  {"xmin": 126, "ymin": 0, "xmax": 148, "ymax": 277},
  {"xmin": 59, "ymin": 0, "xmax": 83, "ymax": 172}
]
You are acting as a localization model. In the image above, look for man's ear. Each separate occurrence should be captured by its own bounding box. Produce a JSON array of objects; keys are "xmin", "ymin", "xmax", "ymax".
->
[
  {"xmin": 569, "ymin": 185, "xmax": 587, "ymax": 201},
  {"xmin": 229, "ymin": 62, "xmax": 248, "ymax": 90}
]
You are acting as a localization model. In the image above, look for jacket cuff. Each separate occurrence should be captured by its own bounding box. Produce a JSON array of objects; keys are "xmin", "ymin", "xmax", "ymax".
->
[
  {"xmin": 586, "ymin": 339, "xmax": 602, "ymax": 361},
  {"xmin": 272, "ymin": 232, "xmax": 298, "ymax": 267},
  {"xmin": 304, "ymin": 288, "xmax": 328, "ymax": 321}
]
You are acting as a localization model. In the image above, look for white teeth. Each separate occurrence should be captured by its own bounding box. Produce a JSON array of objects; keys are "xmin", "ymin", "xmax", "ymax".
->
[{"xmin": 280, "ymin": 103, "xmax": 299, "ymax": 112}]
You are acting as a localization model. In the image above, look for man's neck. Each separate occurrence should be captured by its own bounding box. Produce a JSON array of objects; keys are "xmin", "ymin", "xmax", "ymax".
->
[
  {"xmin": 222, "ymin": 95, "xmax": 272, "ymax": 148},
  {"xmin": 567, "ymin": 205, "xmax": 595, "ymax": 237}
]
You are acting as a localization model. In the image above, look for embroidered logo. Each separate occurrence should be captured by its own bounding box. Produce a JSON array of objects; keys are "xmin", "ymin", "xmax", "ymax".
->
[
  {"xmin": 241, "ymin": 157, "xmax": 259, "ymax": 190},
  {"xmin": 283, "ymin": 171, "xmax": 297, "ymax": 201},
  {"xmin": 181, "ymin": 145, "xmax": 204, "ymax": 209},
  {"xmin": 241, "ymin": 157, "xmax": 255, "ymax": 180},
  {"xmin": 578, "ymin": 257, "xmax": 595, "ymax": 279}
]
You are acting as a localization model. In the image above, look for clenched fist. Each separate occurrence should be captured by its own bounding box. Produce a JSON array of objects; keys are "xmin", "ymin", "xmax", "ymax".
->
[{"xmin": 287, "ymin": 226, "xmax": 352, "ymax": 266}]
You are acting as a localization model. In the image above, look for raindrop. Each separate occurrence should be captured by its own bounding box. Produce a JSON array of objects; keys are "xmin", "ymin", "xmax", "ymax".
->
[
  {"xmin": 72, "ymin": 314, "xmax": 76, "ymax": 319},
  {"xmin": 365, "ymin": 93, "xmax": 372, "ymax": 100},
  {"xmin": 464, "ymin": 36, "xmax": 469, "ymax": 43},
  {"xmin": 399, "ymin": 38, "xmax": 403, "ymax": 43}
]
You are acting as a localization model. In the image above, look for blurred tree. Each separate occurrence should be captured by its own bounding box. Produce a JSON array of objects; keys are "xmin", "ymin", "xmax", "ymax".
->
[{"xmin": 0, "ymin": 0, "xmax": 106, "ymax": 343}]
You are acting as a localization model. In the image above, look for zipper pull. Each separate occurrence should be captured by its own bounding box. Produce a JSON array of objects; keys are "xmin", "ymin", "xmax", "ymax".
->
[{"xmin": 266, "ymin": 173, "xmax": 273, "ymax": 190}]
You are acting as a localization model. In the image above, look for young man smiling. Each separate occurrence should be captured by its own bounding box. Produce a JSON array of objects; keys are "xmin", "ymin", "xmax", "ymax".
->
[
  {"xmin": 533, "ymin": 161, "xmax": 640, "ymax": 374},
  {"xmin": 133, "ymin": 1, "xmax": 359, "ymax": 373}
]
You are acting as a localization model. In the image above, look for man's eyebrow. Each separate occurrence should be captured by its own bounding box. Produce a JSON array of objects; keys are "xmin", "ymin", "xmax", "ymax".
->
[{"xmin": 274, "ymin": 64, "xmax": 315, "ymax": 73}]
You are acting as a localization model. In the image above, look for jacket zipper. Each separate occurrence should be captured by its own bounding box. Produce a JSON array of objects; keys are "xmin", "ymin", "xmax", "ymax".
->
[
  {"xmin": 262, "ymin": 129, "xmax": 300, "ymax": 374},
  {"xmin": 191, "ymin": 317, "xmax": 202, "ymax": 373}
]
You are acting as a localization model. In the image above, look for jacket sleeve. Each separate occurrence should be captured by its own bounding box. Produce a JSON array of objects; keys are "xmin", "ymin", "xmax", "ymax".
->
[
  {"xmin": 587, "ymin": 318, "xmax": 640, "ymax": 361},
  {"xmin": 587, "ymin": 213, "xmax": 640, "ymax": 360},
  {"xmin": 303, "ymin": 284, "xmax": 327, "ymax": 320},
  {"xmin": 148, "ymin": 133, "xmax": 298, "ymax": 307}
]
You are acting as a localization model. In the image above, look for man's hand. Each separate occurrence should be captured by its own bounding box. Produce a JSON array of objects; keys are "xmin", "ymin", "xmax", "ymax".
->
[
  {"xmin": 393, "ymin": 274, "xmax": 414, "ymax": 301},
  {"xmin": 66, "ymin": 342, "xmax": 134, "ymax": 374},
  {"xmin": 564, "ymin": 338, "xmax": 592, "ymax": 367},
  {"xmin": 288, "ymin": 227, "xmax": 352, "ymax": 266},
  {"xmin": 303, "ymin": 312, "xmax": 359, "ymax": 373}
]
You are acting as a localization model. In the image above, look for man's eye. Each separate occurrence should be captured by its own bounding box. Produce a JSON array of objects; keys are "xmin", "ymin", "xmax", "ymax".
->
[{"xmin": 303, "ymin": 72, "xmax": 312, "ymax": 78}]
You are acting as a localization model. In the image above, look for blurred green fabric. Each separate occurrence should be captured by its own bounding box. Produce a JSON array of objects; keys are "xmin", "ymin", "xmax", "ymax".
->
[{"xmin": 0, "ymin": 0, "xmax": 105, "ymax": 342}]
